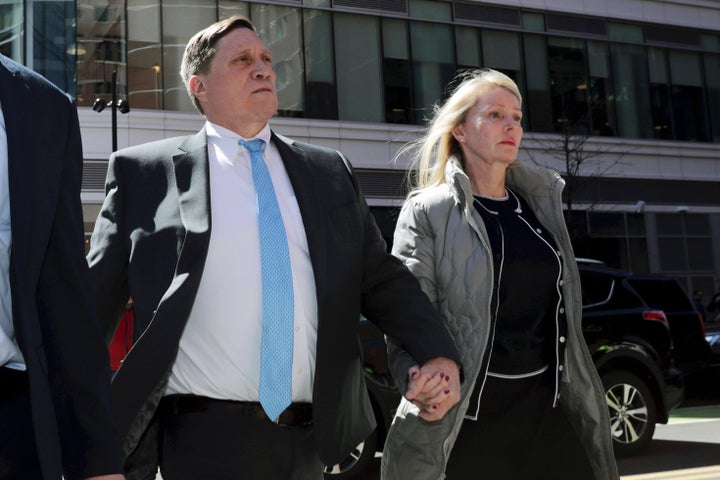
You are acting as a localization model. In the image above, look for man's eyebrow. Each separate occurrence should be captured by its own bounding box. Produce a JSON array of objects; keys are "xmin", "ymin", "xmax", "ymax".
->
[{"xmin": 233, "ymin": 47, "xmax": 273, "ymax": 59}]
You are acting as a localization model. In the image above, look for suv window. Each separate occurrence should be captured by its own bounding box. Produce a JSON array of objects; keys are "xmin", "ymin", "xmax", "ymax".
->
[
  {"xmin": 627, "ymin": 279, "xmax": 694, "ymax": 311},
  {"xmin": 580, "ymin": 270, "xmax": 614, "ymax": 307},
  {"xmin": 580, "ymin": 269, "xmax": 645, "ymax": 310}
]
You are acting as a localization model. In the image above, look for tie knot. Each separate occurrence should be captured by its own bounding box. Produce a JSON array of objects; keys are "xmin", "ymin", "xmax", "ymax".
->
[{"xmin": 239, "ymin": 138, "xmax": 266, "ymax": 154}]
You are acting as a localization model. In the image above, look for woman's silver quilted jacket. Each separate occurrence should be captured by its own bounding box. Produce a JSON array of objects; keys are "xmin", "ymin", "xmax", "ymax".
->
[{"xmin": 381, "ymin": 157, "xmax": 619, "ymax": 480}]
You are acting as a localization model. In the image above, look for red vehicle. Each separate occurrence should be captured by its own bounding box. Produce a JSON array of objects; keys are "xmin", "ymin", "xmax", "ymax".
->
[{"xmin": 109, "ymin": 303, "xmax": 134, "ymax": 371}]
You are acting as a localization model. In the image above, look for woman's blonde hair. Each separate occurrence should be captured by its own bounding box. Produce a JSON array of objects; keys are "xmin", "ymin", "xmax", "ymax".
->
[{"xmin": 405, "ymin": 68, "xmax": 522, "ymax": 194}]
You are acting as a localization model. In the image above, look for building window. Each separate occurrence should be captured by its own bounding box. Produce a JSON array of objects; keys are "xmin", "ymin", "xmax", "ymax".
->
[
  {"xmin": 648, "ymin": 47, "xmax": 672, "ymax": 139},
  {"xmin": 76, "ymin": 0, "xmax": 127, "ymax": 106},
  {"xmin": 161, "ymin": 0, "xmax": 216, "ymax": 112},
  {"xmin": 587, "ymin": 41, "xmax": 614, "ymax": 136},
  {"xmin": 219, "ymin": 1, "xmax": 249, "ymax": 21},
  {"xmin": 656, "ymin": 213, "xmax": 715, "ymax": 294},
  {"xmin": 408, "ymin": 0, "xmax": 451, "ymax": 21},
  {"xmin": 303, "ymin": 9, "xmax": 337, "ymax": 119},
  {"xmin": 32, "ymin": 0, "xmax": 77, "ymax": 95},
  {"xmin": 334, "ymin": 13, "xmax": 383, "ymax": 122},
  {"xmin": 572, "ymin": 211, "xmax": 648, "ymax": 273},
  {"xmin": 548, "ymin": 36, "xmax": 590, "ymax": 133},
  {"xmin": 610, "ymin": 43, "xmax": 654, "ymax": 139},
  {"xmin": 706, "ymin": 53, "xmax": 720, "ymax": 142},
  {"xmin": 455, "ymin": 26, "xmax": 480, "ymax": 69},
  {"xmin": 482, "ymin": 29, "xmax": 524, "ymax": 109},
  {"xmin": 657, "ymin": 213, "xmax": 714, "ymax": 272},
  {"xmin": 523, "ymin": 33, "xmax": 553, "ymax": 132},
  {"xmin": 608, "ymin": 22, "xmax": 643, "ymax": 43},
  {"xmin": 0, "ymin": 1, "xmax": 23, "ymax": 61},
  {"xmin": 253, "ymin": 4, "xmax": 305, "ymax": 117},
  {"xmin": 409, "ymin": 20, "xmax": 454, "ymax": 124},
  {"xmin": 546, "ymin": 36, "xmax": 614, "ymax": 136},
  {"xmin": 382, "ymin": 18, "xmax": 412, "ymax": 124},
  {"xmin": 669, "ymin": 50, "xmax": 710, "ymax": 142},
  {"xmin": 127, "ymin": 0, "xmax": 163, "ymax": 110}
]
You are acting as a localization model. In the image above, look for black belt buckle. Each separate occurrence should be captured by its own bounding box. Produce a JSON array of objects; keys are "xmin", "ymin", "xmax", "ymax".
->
[{"xmin": 276, "ymin": 403, "xmax": 313, "ymax": 427}]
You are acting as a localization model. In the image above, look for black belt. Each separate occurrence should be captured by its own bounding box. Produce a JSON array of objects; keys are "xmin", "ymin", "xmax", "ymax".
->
[{"xmin": 162, "ymin": 395, "xmax": 313, "ymax": 427}]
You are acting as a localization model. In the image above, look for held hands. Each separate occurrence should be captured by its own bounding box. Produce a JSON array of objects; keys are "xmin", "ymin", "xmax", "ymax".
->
[{"xmin": 404, "ymin": 357, "xmax": 461, "ymax": 422}]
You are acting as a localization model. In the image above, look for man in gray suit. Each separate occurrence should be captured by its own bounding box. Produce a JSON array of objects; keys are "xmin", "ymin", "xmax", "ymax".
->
[{"xmin": 88, "ymin": 16, "xmax": 460, "ymax": 480}]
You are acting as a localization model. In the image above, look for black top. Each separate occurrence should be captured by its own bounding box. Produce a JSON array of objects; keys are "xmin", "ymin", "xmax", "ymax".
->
[{"xmin": 473, "ymin": 188, "xmax": 561, "ymax": 376}]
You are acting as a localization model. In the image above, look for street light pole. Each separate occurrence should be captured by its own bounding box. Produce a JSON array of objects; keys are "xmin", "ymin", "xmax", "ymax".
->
[
  {"xmin": 111, "ymin": 70, "xmax": 118, "ymax": 152},
  {"xmin": 92, "ymin": 70, "xmax": 130, "ymax": 153}
]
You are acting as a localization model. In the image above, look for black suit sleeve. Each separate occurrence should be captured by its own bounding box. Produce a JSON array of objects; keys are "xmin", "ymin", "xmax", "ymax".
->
[
  {"xmin": 338, "ymin": 154, "xmax": 459, "ymax": 369},
  {"xmin": 35, "ymin": 95, "xmax": 123, "ymax": 478},
  {"xmin": 86, "ymin": 148, "xmax": 133, "ymax": 343}
]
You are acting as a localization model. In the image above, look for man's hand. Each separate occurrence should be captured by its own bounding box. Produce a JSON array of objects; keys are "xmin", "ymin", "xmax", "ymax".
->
[
  {"xmin": 85, "ymin": 475, "xmax": 126, "ymax": 480},
  {"xmin": 404, "ymin": 357, "xmax": 461, "ymax": 422}
]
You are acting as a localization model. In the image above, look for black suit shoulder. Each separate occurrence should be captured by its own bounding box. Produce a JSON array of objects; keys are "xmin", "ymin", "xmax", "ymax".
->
[
  {"xmin": 113, "ymin": 135, "xmax": 192, "ymax": 162},
  {"xmin": 273, "ymin": 133, "xmax": 357, "ymax": 191},
  {"xmin": 275, "ymin": 133, "xmax": 347, "ymax": 163},
  {"xmin": 0, "ymin": 55, "xmax": 74, "ymax": 107}
]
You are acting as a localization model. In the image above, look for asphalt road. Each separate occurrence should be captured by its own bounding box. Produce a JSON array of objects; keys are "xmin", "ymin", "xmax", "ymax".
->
[
  {"xmin": 617, "ymin": 364, "xmax": 720, "ymax": 480},
  {"xmin": 618, "ymin": 406, "xmax": 720, "ymax": 479}
]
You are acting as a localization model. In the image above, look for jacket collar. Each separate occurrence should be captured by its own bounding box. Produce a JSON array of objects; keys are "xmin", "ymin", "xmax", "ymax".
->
[{"xmin": 445, "ymin": 155, "xmax": 564, "ymax": 204}]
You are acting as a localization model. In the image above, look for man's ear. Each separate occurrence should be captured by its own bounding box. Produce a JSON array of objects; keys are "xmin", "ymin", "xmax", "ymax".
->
[{"xmin": 189, "ymin": 75, "xmax": 206, "ymax": 102}]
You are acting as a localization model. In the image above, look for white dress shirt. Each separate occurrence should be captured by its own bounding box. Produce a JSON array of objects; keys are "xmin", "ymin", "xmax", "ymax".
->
[
  {"xmin": 0, "ymin": 100, "xmax": 23, "ymax": 370},
  {"xmin": 166, "ymin": 122, "xmax": 318, "ymax": 402}
]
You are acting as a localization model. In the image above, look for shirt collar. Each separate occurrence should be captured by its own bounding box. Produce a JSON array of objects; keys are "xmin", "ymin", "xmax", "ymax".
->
[{"xmin": 205, "ymin": 121, "xmax": 272, "ymax": 145}]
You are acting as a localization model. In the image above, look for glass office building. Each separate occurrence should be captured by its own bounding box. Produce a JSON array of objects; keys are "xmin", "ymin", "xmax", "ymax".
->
[{"xmin": 3, "ymin": 0, "xmax": 720, "ymax": 295}]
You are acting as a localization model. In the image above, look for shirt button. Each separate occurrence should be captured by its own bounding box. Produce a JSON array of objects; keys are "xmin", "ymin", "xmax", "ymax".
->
[
  {"xmin": 558, "ymin": 365, "xmax": 564, "ymax": 372},
  {"xmin": 536, "ymin": 228, "xmax": 542, "ymax": 233},
  {"xmin": 559, "ymin": 307, "xmax": 565, "ymax": 314},
  {"xmin": 559, "ymin": 279, "xmax": 564, "ymax": 286},
  {"xmin": 296, "ymin": 368, "xmax": 303, "ymax": 375},
  {"xmin": 559, "ymin": 336, "xmax": 566, "ymax": 343}
]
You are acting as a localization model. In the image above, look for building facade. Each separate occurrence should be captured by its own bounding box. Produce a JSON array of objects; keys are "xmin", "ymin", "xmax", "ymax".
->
[{"xmin": 2, "ymin": 0, "xmax": 720, "ymax": 298}]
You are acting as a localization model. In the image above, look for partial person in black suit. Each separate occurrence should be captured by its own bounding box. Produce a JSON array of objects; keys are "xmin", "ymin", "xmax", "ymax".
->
[
  {"xmin": 87, "ymin": 16, "xmax": 461, "ymax": 480},
  {"xmin": 0, "ymin": 55, "xmax": 124, "ymax": 480}
]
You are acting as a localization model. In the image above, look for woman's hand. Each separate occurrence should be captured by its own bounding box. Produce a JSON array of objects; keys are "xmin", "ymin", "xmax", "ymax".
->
[{"xmin": 405, "ymin": 357, "xmax": 461, "ymax": 421}]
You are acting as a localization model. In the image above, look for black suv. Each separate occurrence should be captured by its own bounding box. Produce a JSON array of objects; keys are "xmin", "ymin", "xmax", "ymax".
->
[
  {"xmin": 324, "ymin": 261, "xmax": 704, "ymax": 478},
  {"xmin": 577, "ymin": 260, "xmax": 699, "ymax": 456},
  {"xmin": 618, "ymin": 273, "xmax": 710, "ymax": 375}
]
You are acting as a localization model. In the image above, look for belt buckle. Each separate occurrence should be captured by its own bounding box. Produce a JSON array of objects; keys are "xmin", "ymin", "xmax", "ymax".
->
[{"xmin": 271, "ymin": 410, "xmax": 284, "ymax": 425}]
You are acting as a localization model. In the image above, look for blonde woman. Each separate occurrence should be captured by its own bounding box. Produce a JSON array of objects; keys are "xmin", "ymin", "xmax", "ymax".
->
[{"xmin": 381, "ymin": 69, "xmax": 618, "ymax": 480}]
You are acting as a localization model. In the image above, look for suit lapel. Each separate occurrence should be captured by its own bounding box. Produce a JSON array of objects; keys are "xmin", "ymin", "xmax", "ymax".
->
[
  {"xmin": 173, "ymin": 129, "xmax": 211, "ymax": 236},
  {"xmin": 272, "ymin": 132, "xmax": 327, "ymax": 303}
]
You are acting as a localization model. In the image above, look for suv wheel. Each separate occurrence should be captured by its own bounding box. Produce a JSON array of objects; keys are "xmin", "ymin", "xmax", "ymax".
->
[
  {"xmin": 601, "ymin": 370, "xmax": 657, "ymax": 456},
  {"xmin": 323, "ymin": 428, "xmax": 378, "ymax": 479}
]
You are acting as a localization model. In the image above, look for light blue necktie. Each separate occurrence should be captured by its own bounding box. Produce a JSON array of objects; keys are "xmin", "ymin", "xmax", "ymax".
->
[{"xmin": 239, "ymin": 138, "xmax": 294, "ymax": 421}]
